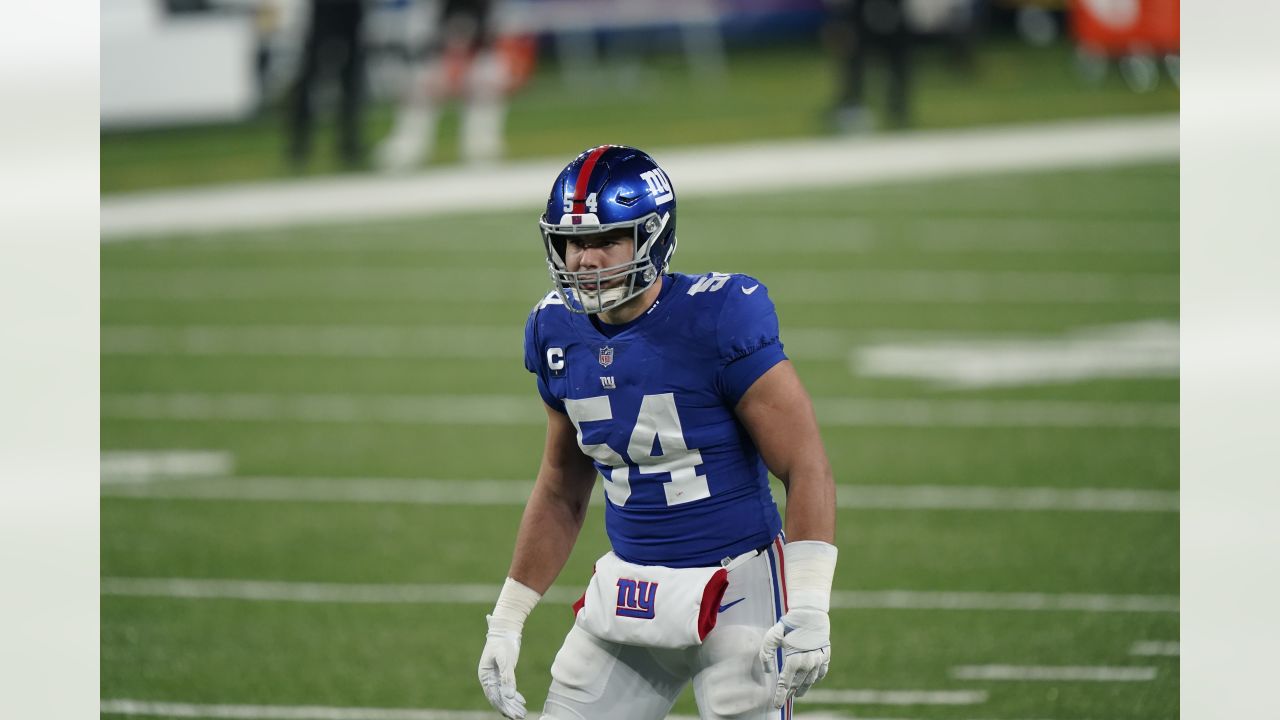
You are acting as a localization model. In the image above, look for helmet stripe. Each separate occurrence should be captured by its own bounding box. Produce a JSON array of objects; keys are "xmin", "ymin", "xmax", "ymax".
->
[{"xmin": 571, "ymin": 146, "xmax": 609, "ymax": 214}]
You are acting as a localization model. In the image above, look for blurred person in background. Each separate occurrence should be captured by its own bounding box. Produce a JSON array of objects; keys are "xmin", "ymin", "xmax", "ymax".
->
[
  {"xmin": 376, "ymin": 0, "xmax": 508, "ymax": 170},
  {"xmin": 288, "ymin": 0, "xmax": 369, "ymax": 168},
  {"xmin": 477, "ymin": 146, "xmax": 839, "ymax": 720},
  {"xmin": 827, "ymin": 0, "xmax": 914, "ymax": 131}
]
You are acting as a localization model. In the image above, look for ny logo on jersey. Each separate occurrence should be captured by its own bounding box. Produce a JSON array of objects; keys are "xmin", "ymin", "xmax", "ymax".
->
[{"xmin": 615, "ymin": 578, "xmax": 658, "ymax": 619}]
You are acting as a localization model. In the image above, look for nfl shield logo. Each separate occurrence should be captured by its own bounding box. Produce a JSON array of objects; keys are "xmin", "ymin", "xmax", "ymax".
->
[{"xmin": 598, "ymin": 345, "xmax": 614, "ymax": 368}]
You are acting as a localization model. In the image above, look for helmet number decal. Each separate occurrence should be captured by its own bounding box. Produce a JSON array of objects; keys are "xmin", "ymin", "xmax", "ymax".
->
[
  {"xmin": 640, "ymin": 169, "xmax": 674, "ymax": 205},
  {"xmin": 563, "ymin": 192, "xmax": 599, "ymax": 213}
]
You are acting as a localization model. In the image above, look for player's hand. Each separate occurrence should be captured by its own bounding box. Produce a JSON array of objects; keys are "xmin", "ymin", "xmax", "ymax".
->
[
  {"xmin": 478, "ymin": 615, "xmax": 527, "ymax": 719},
  {"xmin": 758, "ymin": 607, "xmax": 831, "ymax": 708}
]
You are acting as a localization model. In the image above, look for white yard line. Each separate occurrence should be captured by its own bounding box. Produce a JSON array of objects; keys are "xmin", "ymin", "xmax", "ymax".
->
[
  {"xmin": 100, "ymin": 700, "xmax": 859, "ymax": 720},
  {"xmin": 100, "ymin": 115, "xmax": 1178, "ymax": 239},
  {"xmin": 100, "ymin": 322, "xmax": 1182, "ymax": 366},
  {"xmin": 1129, "ymin": 640, "xmax": 1180, "ymax": 657},
  {"xmin": 99, "ymin": 393, "xmax": 1179, "ymax": 428},
  {"xmin": 100, "ymin": 578, "xmax": 1178, "ymax": 613},
  {"xmin": 812, "ymin": 398, "xmax": 1177, "ymax": 428},
  {"xmin": 853, "ymin": 320, "xmax": 1180, "ymax": 389},
  {"xmin": 100, "ymin": 701, "xmax": 496, "ymax": 720},
  {"xmin": 100, "ymin": 476, "xmax": 1179, "ymax": 513},
  {"xmin": 950, "ymin": 665, "xmax": 1158, "ymax": 682},
  {"xmin": 100, "ymin": 325, "xmax": 520, "ymax": 360},
  {"xmin": 100, "ymin": 268, "xmax": 1175, "ymax": 305},
  {"xmin": 837, "ymin": 591, "xmax": 1177, "ymax": 613},
  {"xmin": 117, "ymin": 215, "xmax": 1173, "ymax": 255},
  {"xmin": 902, "ymin": 217, "xmax": 1176, "ymax": 255},
  {"xmin": 800, "ymin": 689, "xmax": 987, "ymax": 705},
  {"xmin": 100, "ymin": 451, "xmax": 234, "ymax": 484}
]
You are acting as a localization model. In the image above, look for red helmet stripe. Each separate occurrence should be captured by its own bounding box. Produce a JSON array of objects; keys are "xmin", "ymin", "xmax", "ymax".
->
[{"xmin": 572, "ymin": 146, "xmax": 609, "ymax": 214}]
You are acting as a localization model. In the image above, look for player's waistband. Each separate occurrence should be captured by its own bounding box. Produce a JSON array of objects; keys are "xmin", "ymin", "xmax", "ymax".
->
[{"xmin": 718, "ymin": 534, "xmax": 784, "ymax": 572}]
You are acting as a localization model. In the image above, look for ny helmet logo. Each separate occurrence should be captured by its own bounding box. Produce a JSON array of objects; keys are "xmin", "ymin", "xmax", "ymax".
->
[
  {"xmin": 615, "ymin": 578, "xmax": 658, "ymax": 619},
  {"xmin": 598, "ymin": 345, "xmax": 614, "ymax": 368}
]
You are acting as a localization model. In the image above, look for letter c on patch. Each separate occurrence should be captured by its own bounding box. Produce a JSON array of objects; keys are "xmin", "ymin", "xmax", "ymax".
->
[{"xmin": 547, "ymin": 347, "xmax": 565, "ymax": 371}]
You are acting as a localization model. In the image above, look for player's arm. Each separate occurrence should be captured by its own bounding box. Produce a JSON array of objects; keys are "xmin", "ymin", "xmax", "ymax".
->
[
  {"xmin": 735, "ymin": 360, "xmax": 839, "ymax": 709},
  {"xmin": 507, "ymin": 402, "xmax": 598, "ymax": 592},
  {"xmin": 734, "ymin": 359, "xmax": 835, "ymax": 543},
  {"xmin": 478, "ymin": 402, "xmax": 595, "ymax": 720}
]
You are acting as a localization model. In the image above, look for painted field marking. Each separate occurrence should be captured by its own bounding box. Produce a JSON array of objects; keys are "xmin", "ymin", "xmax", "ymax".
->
[
  {"xmin": 101, "ymin": 451, "xmax": 234, "ymax": 485},
  {"xmin": 100, "ymin": 325, "xmax": 518, "ymax": 359},
  {"xmin": 101, "ymin": 115, "xmax": 1177, "ymax": 239},
  {"xmin": 853, "ymin": 320, "xmax": 1179, "ymax": 389},
  {"xmin": 100, "ymin": 578, "xmax": 1178, "ymax": 613},
  {"xmin": 100, "ymin": 476, "xmax": 1178, "ymax": 513},
  {"xmin": 813, "ymin": 398, "xmax": 1177, "ymax": 428},
  {"xmin": 950, "ymin": 665, "xmax": 1158, "ymax": 681},
  {"xmin": 1130, "ymin": 640, "xmax": 1179, "ymax": 656},
  {"xmin": 800, "ymin": 689, "xmax": 987, "ymax": 705},
  {"xmin": 100, "ymin": 700, "xmax": 495, "ymax": 720},
  {"xmin": 108, "ymin": 214, "xmax": 1173, "ymax": 256},
  {"xmin": 832, "ymin": 591, "xmax": 1177, "ymax": 613},
  {"xmin": 101, "ymin": 322, "xmax": 1181, "ymax": 369},
  {"xmin": 100, "ymin": 268, "xmax": 1175, "ymax": 305},
  {"xmin": 100, "ymin": 699, "xmax": 855, "ymax": 720},
  {"xmin": 98, "ymin": 324, "xmax": 866, "ymax": 360},
  {"xmin": 99, "ymin": 393, "xmax": 1179, "ymax": 428},
  {"xmin": 903, "ymin": 217, "xmax": 1176, "ymax": 255}
]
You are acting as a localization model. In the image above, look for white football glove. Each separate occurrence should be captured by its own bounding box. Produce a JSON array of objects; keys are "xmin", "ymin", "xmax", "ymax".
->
[
  {"xmin": 478, "ymin": 616, "xmax": 527, "ymax": 719},
  {"xmin": 759, "ymin": 606, "xmax": 831, "ymax": 708}
]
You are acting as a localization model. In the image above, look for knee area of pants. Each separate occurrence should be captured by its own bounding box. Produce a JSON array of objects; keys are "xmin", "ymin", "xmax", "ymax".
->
[{"xmin": 700, "ymin": 681, "xmax": 772, "ymax": 719}]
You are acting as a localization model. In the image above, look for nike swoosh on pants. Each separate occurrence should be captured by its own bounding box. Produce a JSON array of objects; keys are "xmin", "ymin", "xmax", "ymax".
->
[{"xmin": 718, "ymin": 597, "xmax": 746, "ymax": 613}]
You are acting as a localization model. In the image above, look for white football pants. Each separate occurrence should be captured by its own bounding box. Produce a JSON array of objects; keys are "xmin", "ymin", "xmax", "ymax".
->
[{"xmin": 542, "ymin": 538, "xmax": 793, "ymax": 720}]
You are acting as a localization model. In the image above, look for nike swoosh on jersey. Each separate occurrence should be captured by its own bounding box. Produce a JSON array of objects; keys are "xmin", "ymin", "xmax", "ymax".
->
[
  {"xmin": 741, "ymin": 284, "xmax": 759, "ymax": 295},
  {"xmin": 718, "ymin": 597, "xmax": 746, "ymax": 613}
]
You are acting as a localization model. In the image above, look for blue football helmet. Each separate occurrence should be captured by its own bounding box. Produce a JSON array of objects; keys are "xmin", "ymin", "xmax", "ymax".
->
[{"xmin": 539, "ymin": 145, "xmax": 678, "ymax": 314}]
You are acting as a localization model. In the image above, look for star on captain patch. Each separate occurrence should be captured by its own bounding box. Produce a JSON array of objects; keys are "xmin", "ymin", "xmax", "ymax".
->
[{"xmin": 598, "ymin": 345, "xmax": 614, "ymax": 368}]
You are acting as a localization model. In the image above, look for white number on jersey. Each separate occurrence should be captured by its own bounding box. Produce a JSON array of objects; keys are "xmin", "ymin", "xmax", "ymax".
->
[
  {"xmin": 537, "ymin": 291, "xmax": 565, "ymax": 310},
  {"xmin": 563, "ymin": 393, "xmax": 707, "ymax": 507},
  {"xmin": 564, "ymin": 396, "xmax": 631, "ymax": 505},
  {"xmin": 686, "ymin": 272, "xmax": 732, "ymax": 296}
]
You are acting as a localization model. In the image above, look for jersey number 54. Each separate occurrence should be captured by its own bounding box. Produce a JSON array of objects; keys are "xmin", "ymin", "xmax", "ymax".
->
[{"xmin": 563, "ymin": 393, "xmax": 708, "ymax": 507}]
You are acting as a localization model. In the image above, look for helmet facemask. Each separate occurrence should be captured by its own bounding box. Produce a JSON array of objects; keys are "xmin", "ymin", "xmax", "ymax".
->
[{"xmin": 540, "ymin": 211, "xmax": 675, "ymax": 315}]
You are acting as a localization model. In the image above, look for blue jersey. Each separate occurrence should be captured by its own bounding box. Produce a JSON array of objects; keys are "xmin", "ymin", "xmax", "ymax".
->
[{"xmin": 523, "ymin": 272, "xmax": 787, "ymax": 568}]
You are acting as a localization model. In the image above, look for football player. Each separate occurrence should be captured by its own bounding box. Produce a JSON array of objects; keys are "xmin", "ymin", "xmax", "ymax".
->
[{"xmin": 478, "ymin": 145, "xmax": 838, "ymax": 720}]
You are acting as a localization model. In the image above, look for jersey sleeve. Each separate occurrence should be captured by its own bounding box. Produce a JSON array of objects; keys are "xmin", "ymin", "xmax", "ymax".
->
[
  {"xmin": 714, "ymin": 275, "xmax": 788, "ymax": 405},
  {"xmin": 524, "ymin": 307, "xmax": 566, "ymax": 413}
]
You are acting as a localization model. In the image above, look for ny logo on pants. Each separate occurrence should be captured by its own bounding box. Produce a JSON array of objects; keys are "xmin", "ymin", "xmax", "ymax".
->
[{"xmin": 615, "ymin": 578, "xmax": 658, "ymax": 619}]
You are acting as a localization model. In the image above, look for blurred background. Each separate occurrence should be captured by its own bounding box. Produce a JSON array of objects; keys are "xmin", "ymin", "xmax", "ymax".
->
[{"xmin": 100, "ymin": 1, "xmax": 1179, "ymax": 718}]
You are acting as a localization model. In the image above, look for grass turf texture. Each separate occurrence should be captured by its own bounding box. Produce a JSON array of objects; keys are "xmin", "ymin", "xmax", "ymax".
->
[
  {"xmin": 100, "ymin": 41, "xmax": 1179, "ymax": 194},
  {"xmin": 101, "ymin": 163, "xmax": 1178, "ymax": 718}
]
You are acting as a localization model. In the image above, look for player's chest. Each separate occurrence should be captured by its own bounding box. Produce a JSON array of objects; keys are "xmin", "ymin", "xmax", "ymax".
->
[{"xmin": 545, "ymin": 337, "xmax": 672, "ymax": 400}]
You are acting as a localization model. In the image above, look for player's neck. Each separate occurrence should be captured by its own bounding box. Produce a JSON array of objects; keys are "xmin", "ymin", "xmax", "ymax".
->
[{"xmin": 596, "ymin": 276, "xmax": 664, "ymax": 326}]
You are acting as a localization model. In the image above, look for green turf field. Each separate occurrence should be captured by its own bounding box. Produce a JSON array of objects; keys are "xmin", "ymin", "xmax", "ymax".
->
[
  {"xmin": 100, "ymin": 41, "xmax": 1180, "ymax": 194},
  {"xmin": 101, "ymin": 162, "xmax": 1178, "ymax": 718}
]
